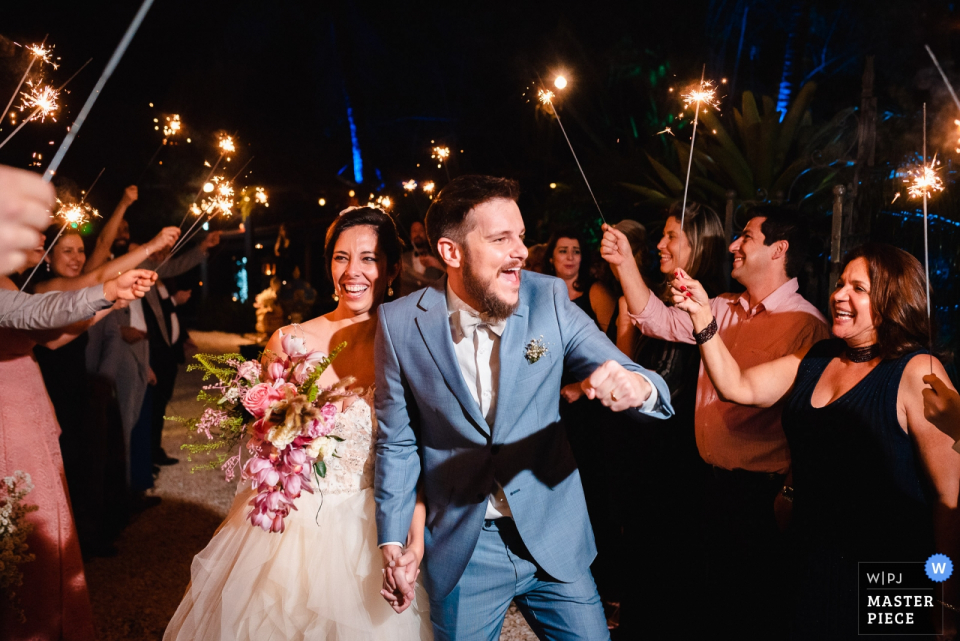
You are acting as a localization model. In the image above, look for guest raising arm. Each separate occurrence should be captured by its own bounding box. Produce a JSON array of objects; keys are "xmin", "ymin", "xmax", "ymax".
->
[
  {"xmin": 672, "ymin": 244, "xmax": 960, "ymax": 638},
  {"xmin": 84, "ymin": 185, "xmax": 138, "ymax": 272},
  {"xmin": 34, "ymin": 224, "xmax": 177, "ymax": 293}
]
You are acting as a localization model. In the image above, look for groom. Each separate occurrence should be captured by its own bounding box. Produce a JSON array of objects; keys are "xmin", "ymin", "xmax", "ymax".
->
[{"xmin": 374, "ymin": 175, "xmax": 673, "ymax": 640}]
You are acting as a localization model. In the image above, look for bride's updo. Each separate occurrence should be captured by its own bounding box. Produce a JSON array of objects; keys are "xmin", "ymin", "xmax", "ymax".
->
[{"xmin": 323, "ymin": 207, "xmax": 403, "ymax": 295}]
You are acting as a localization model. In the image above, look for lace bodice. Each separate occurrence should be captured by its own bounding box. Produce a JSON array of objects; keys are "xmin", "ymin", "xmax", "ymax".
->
[{"xmin": 315, "ymin": 391, "xmax": 377, "ymax": 494}]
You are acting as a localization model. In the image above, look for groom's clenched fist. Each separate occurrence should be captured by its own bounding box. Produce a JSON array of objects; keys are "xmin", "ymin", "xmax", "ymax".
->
[{"xmin": 581, "ymin": 360, "xmax": 653, "ymax": 412}]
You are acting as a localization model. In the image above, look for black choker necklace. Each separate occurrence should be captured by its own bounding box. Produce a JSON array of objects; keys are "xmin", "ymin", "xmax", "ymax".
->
[{"xmin": 846, "ymin": 344, "xmax": 880, "ymax": 363}]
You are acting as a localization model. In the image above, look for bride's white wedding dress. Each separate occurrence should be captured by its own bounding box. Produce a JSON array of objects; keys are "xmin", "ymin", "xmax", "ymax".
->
[{"xmin": 164, "ymin": 390, "xmax": 431, "ymax": 640}]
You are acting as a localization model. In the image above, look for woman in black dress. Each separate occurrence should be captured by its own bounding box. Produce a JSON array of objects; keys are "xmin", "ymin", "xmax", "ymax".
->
[{"xmin": 671, "ymin": 243, "xmax": 960, "ymax": 638}]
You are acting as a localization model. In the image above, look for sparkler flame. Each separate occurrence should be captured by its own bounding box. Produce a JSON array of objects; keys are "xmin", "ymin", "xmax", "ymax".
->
[
  {"xmin": 255, "ymin": 187, "xmax": 268, "ymax": 205},
  {"xmin": 538, "ymin": 89, "xmax": 554, "ymax": 105},
  {"xmin": 20, "ymin": 82, "xmax": 59, "ymax": 122},
  {"xmin": 55, "ymin": 199, "xmax": 99, "ymax": 226},
  {"xmin": 218, "ymin": 135, "xmax": 235, "ymax": 154},
  {"xmin": 163, "ymin": 114, "xmax": 182, "ymax": 138},
  {"xmin": 422, "ymin": 181, "xmax": 435, "ymax": 193},
  {"xmin": 403, "ymin": 179, "xmax": 417, "ymax": 191},
  {"xmin": 905, "ymin": 159, "xmax": 944, "ymax": 199},
  {"xmin": 432, "ymin": 146, "xmax": 450, "ymax": 162},
  {"xmin": 376, "ymin": 195, "xmax": 392, "ymax": 209},
  {"xmin": 28, "ymin": 44, "xmax": 58, "ymax": 69},
  {"xmin": 681, "ymin": 81, "xmax": 720, "ymax": 112}
]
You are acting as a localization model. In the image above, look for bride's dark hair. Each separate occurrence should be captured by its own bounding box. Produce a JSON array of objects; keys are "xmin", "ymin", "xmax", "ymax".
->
[{"xmin": 323, "ymin": 207, "xmax": 404, "ymax": 291}]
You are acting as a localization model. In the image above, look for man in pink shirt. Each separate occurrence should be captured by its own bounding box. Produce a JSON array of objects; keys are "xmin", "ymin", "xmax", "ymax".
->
[{"xmin": 602, "ymin": 207, "xmax": 829, "ymax": 639}]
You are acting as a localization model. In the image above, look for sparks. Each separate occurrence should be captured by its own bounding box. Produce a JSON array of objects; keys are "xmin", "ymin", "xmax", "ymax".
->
[
  {"xmin": 432, "ymin": 146, "xmax": 450, "ymax": 162},
  {"xmin": 376, "ymin": 195, "xmax": 392, "ymax": 209},
  {"xmin": 218, "ymin": 134, "xmax": 236, "ymax": 154},
  {"xmin": 55, "ymin": 199, "xmax": 100, "ymax": 227},
  {"xmin": 891, "ymin": 192, "xmax": 901, "ymax": 204},
  {"xmin": 255, "ymin": 186, "xmax": 268, "ymax": 205},
  {"xmin": 422, "ymin": 181, "xmax": 435, "ymax": 193},
  {"xmin": 20, "ymin": 82, "xmax": 59, "ymax": 122},
  {"xmin": 905, "ymin": 158, "xmax": 944, "ymax": 199},
  {"xmin": 27, "ymin": 44, "xmax": 58, "ymax": 70},
  {"xmin": 402, "ymin": 179, "xmax": 417, "ymax": 191},
  {"xmin": 538, "ymin": 89, "xmax": 555, "ymax": 105},
  {"xmin": 682, "ymin": 80, "xmax": 720, "ymax": 113},
  {"xmin": 657, "ymin": 126, "xmax": 675, "ymax": 136},
  {"xmin": 163, "ymin": 114, "xmax": 182, "ymax": 138}
]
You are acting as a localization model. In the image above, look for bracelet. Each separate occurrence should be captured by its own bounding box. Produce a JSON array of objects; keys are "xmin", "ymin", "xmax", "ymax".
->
[
  {"xmin": 781, "ymin": 485, "xmax": 795, "ymax": 502},
  {"xmin": 693, "ymin": 317, "xmax": 718, "ymax": 345}
]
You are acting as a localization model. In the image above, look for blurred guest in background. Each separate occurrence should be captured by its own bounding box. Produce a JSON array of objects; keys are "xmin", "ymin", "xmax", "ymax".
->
[{"xmin": 399, "ymin": 219, "xmax": 443, "ymax": 296}]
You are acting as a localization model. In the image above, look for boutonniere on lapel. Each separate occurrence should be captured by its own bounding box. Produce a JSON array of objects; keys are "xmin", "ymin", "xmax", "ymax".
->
[{"xmin": 524, "ymin": 336, "xmax": 549, "ymax": 364}]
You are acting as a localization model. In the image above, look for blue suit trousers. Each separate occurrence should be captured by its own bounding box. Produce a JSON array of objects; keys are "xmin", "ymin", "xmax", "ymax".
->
[{"xmin": 429, "ymin": 519, "xmax": 610, "ymax": 641}]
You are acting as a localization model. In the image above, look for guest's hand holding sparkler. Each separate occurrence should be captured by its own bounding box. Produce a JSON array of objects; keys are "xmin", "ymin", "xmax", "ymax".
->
[
  {"xmin": 922, "ymin": 374, "xmax": 960, "ymax": 444},
  {"xmin": 0, "ymin": 165, "xmax": 55, "ymax": 276},
  {"xmin": 102, "ymin": 268, "xmax": 157, "ymax": 302},
  {"xmin": 600, "ymin": 223, "xmax": 653, "ymax": 319},
  {"xmin": 120, "ymin": 185, "xmax": 138, "ymax": 207}
]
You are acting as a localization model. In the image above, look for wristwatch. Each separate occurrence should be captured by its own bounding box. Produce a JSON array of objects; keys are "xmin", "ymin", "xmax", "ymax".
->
[{"xmin": 780, "ymin": 485, "xmax": 795, "ymax": 502}]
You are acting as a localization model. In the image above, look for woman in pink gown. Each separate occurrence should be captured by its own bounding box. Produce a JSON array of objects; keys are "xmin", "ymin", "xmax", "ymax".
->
[
  {"xmin": 0, "ymin": 326, "xmax": 96, "ymax": 640},
  {"xmin": 0, "ymin": 265, "xmax": 161, "ymax": 640}
]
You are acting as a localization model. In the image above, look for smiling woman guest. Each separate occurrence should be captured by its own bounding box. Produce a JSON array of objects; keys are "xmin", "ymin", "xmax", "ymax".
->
[
  {"xmin": 544, "ymin": 227, "xmax": 615, "ymax": 333},
  {"xmin": 671, "ymin": 243, "xmax": 960, "ymax": 638}
]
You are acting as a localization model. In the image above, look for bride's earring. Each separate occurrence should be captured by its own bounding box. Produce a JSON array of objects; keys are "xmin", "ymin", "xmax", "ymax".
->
[
  {"xmin": 45, "ymin": 262, "xmax": 50, "ymax": 272},
  {"xmin": 332, "ymin": 291, "xmax": 339, "ymax": 302},
  {"xmin": 387, "ymin": 281, "xmax": 394, "ymax": 297}
]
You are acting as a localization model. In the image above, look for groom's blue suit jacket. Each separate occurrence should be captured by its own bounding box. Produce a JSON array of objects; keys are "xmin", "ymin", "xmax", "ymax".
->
[{"xmin": 374, "ymin": 272, "xmax": 673, "ymax": 599}]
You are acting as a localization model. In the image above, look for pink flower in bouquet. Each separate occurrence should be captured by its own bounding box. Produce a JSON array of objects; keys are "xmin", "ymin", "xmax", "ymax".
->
[
  {"xmin": 291, "ymin": 351, "xmax": 327, "ymax": 385},
  {"xmin": 237, "ymin": 360, "xmax": 261, "ymax": 383},
  {"xmin": 306, "ymin": 404, "xmax": 336, "ymax": 439},
  {"xmin": 265, "ymin": 361, "xmax": 286, "ymax": 384},
  {"xmin": 242, "ymin": 383, "xmax": 282, "ymax": 418},
  {"xmin": 278, "ymin": 382, "xmax": 299, "ymax": 399},
  {"xmin": 279, "ymin": 329, "xmax": 309, "ymax": 359},
  {"xmin": 283, "ymin": 472, "xmax": 302, "ymax": 499},
  {"xmin": 243, "ymin": 455, "xmax": 280, "ymax": 488}
]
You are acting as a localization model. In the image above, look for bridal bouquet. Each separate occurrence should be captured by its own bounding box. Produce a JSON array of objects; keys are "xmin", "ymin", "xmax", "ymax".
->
[
  {"xmin": 173, "ymin": 331, "xmax": 353, "ymax": 533},
  {"xmin": 0, "ymin": 471, "xmax": 38, "ymax": 622}
]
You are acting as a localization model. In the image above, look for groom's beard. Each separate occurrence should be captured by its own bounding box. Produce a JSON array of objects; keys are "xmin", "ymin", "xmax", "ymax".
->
[{"xmin": 462, "ymin": 252, "xmax": 522, "ymax": 322}]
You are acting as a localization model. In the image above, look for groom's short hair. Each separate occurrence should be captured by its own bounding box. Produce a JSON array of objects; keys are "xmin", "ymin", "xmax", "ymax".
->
[{"xmin": 425, "ymin": 175, "xmax": 520, "ymax": 255}]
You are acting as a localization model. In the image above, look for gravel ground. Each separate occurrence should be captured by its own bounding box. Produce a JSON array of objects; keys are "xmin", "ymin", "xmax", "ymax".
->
[{"xmin": 84, "ymin": 330, "xmax": 536, "ymax": 640}]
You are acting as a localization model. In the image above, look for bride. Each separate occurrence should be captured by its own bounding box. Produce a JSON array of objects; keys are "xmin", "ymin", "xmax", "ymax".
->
[{"xmin": 165, "ymin": 207, "xmax": 432, "ymax": 640}]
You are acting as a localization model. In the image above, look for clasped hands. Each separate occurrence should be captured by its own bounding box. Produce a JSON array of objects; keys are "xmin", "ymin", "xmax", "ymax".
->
[{"xmin": 380, "ymin": 544, "xmax": 421, "ymax": 614}]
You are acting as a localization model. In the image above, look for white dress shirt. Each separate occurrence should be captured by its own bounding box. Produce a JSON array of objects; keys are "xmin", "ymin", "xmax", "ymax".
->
[
  {"xmin": 445, "ymin": 284, "xmax": 514, "ymax": 519},
  {"xmin": 157, "ymin": 281, "xmax": 180, "ymax": 344},
  {"xmin": 128, "ymin": 299, "xmax": 148, "ymax": 332}
]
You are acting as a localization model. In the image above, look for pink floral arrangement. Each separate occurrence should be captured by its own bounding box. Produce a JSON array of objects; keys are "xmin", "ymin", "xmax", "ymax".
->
[{"xmin": 173, "ymin": 331, "xmax": 352, "ymax": 533}]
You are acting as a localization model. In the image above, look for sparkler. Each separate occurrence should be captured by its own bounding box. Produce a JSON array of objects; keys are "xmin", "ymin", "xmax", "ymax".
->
[
  {"xmin": 19, "ymin": 170, "xmax": 104, "ymax": 292},
  {"xmin": 254, "ymin": 187, "xmax": 268, "ymax": 205},
  {"xmin": 537, "ymin": 87, "xmax": 606, "ymax": 223},
  {"xmin": 925, "ymin": 45, "xmax": 960, "ymax": 115},
  {"xmin": 137, "ymin": 113, "xmax": 185, "ymax": 184},
  {"xmin": 1, "ymin": 36, "xmax": 51, "ymax": 132},
  {"xmin": 403, "ymin": 179, "xmax": 417, "ymax": 191},
  {"xmin": 42, "ymin": 0, "xmax": 157, "ymax": 183},
  {"xmin": 909, "ymin": 104, "xmax": 938, "ymax": 372},
  {"xmin": 219, "ymin": 134, "xmax": 236, "ymax": 154},
  {"xmin": 678, "ymin": 67, "xmax": 719, "ymax": 232},
  {"xmin": 0, "ymin": 58, "xmax": 93, "ymax": 151},
  {"xmin": 422, "ymin": 181, "xmax": 435, "ymax": 194}
]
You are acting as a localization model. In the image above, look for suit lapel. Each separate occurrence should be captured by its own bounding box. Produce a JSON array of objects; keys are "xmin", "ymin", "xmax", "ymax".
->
[
  {"xmin": 414, "ymin": 284, "xmax": 490, "ymax": 434},
  {"xmin": 492, "ymin": 301, "xmax": 529, "ymax": 438}
]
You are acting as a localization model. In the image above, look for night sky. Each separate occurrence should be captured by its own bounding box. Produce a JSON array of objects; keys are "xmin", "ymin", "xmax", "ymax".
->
[{"xmin": 2, "ymin": 1, "xmax": 958, "ymax": 240}]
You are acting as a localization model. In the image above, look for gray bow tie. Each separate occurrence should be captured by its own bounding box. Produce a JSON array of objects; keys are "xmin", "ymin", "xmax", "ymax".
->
[{"xmin": 455, "ymin": 309, "xmax": 506, "ymax": 339}]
